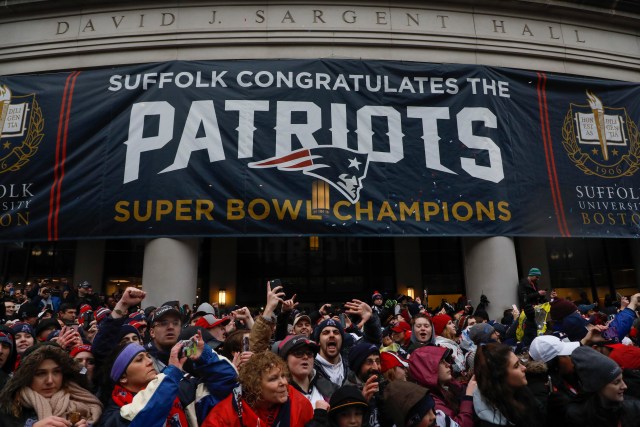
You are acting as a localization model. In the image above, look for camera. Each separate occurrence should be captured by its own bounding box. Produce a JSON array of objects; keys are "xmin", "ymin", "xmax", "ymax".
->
[
  {"xmin": 242, "ymin": 336, "xmax": 250, "ymax": 352},
  {"xmin": 179, "ymin": 338, "xmax": 198, "ymax": 358},
  {"xmin": 271, "ymin": 279, "xmax": 282, "ymax": 286},
  {"xmin": 81, "ymin": 311, "xmax": 94, "ymax": 328}
]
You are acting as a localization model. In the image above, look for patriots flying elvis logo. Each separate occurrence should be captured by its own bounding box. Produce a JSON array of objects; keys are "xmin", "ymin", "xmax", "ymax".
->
[{"xmin": 248, "ymin": 146, "xmax": 369, "ymax": 204}]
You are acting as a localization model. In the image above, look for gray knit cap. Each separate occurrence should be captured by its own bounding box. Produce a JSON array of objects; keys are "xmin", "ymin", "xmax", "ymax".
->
[
  {"xmin": 468, "ymin": 323, "xmax": 495, "ymax": 345},
  {"xmin": 571, "ymin": 346, "xmax": 622, "ymax": 393}
]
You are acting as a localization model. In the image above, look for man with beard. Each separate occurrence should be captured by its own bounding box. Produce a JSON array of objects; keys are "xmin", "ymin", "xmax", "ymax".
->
[
  {"xmin": 313, "ymin": 318, "xmax": 348, "ymax": 386},
  {"xmin": 279, "ymin": 334, "xmax": 338, "ymax": 407},
  {"xmin": 345, "ymin": 341, "xmax": 383, "ymax": 427}
]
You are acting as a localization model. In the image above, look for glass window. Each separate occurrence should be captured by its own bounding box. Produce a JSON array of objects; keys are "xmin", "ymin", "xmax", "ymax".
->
[
  {"xmin": 419, "ymin": 237, "xmax": 464, "ymax": 294},
  {"xmin": 236, "ymin": 237, "xmax": 395, "ymax": 307},
  {"xmin": 103, "ymin": 239, "xmax": 144, "ymax": 295}
]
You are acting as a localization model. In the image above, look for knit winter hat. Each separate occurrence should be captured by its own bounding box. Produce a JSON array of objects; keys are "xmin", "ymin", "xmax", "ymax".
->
[
  {"xmin": 607, "ymin": 344, "xmax": 640, "ymax": 370},
  {"xmin": 0, "ymin": 331, "xmax": 14, "ymax": 352},
  {"xmin": 528, "ymin": 268, "xmax": 542, "ymax": 276},
  {"xmin": 95, "ymin": 307, "xmax": 111, "ymax": 324},
  {"xmin": 571, "ymin": 346, "xmax": 622, "ymax": 393},
  {"xmin": 348, "ymin": 340, "xmax": 380, "ymax": 375},
  {"xmin": 372, "ymin": 291, "xmax": 383, "ymax": 301},
  {"xmin": 11, "ymin": 322, "xmax": 35, "ymax": 337},
  {"xmin": 431, "ymin": 314, "xmax": 452, "ymax": 336},
  {"xmin": 312, "ymin": 318, "xmax": 345, "ymax": 342},
  {"xmin": 550, "ymin": 299, "xmax": 578, "ymax": 321},
  {"xmin": 468, "ymin": 323, "xmax": 496, "ymax": 345}
]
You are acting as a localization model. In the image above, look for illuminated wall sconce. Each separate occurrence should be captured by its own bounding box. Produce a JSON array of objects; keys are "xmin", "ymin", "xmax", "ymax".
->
[
  {"xmin": 407, "ymin": 287, "xmax": 415, "ymax": 299},
  {"xmin": 309, "ymin": 235, "xmax": 320, "ymax": 251},
  {"xmin": 218, "ymin": 289, "xmax": 227, "ymax": 306},
  {"xmin": 31, "ymin": 245, "xmax": 42, "ymax": 256},
  {"xmin": 311, "ymin": 180, "xmax": 330, "ymax": 216}
]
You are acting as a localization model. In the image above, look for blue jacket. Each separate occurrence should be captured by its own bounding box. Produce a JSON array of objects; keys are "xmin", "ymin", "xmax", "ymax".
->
[
  {"xmin": 608, "ymin": 308, "xmax": 637, "ymax": 341},
  {"xmin": 97, "ymin": 345, "xmax": 238, "ymax": 426}
]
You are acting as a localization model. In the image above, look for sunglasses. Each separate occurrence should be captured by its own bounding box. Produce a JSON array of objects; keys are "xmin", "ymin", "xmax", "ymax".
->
[{"xmin": 290, "ymin": 349, "xmax": 315, "ymax": 359}]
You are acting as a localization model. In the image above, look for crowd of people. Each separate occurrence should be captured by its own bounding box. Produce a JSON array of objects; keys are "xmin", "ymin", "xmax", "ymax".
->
[{"xmin": 1, "ymin": 268, "xmax": 640, "ymax": 427}]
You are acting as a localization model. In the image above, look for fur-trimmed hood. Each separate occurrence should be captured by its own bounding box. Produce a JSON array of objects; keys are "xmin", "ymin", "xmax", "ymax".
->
[
  {"xmin": 0, "ymin": 344, "xmax": 88, "ymax": 414},
  {"xmin": 524, "ymin": 359, "xmax": 548, "ymax": 375}
]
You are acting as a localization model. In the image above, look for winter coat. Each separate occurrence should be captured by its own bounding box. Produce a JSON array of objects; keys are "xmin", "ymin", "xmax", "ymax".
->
[
  {"xmin": 566, "ymin": 395, "xmax": 640, "ymax": 427},
  {"xmin": 473, "ymin": 388, "xmax": 510, "ymax": 427},
  {"xmin": 201, "ymin": 384, "xmax": 313, "ymax": 427},
  {"xmin": 409, "ymin": 346, "xmax": 474, "ymax": 427},
  {"xmin": 0, "ymin": 345, "xmax": 101, "ymax": 425},
  {"xmin": 290, "ymin": 369, "xmax": 339, "ymax": 407},
  {"xmin": 97, "ymin": 344, "xmax": 238, "ymax": 426}
]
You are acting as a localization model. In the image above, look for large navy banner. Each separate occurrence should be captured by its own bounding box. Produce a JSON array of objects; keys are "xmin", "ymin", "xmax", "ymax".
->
[{"xmin": 1, "ymin": 59, "xmax": 639, "ymax": 241}]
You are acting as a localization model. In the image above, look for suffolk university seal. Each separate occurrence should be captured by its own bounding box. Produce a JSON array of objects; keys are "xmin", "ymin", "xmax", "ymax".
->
[
  {"xmin": 562, "ymin": 91, "xmax": 640, "ymax": 178},
  {"xmin": 0, "ymin": 85, "xmax": 44, "ymax": 174}
]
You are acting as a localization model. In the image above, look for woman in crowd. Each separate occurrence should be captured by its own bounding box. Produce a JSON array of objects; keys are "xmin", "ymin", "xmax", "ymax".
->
[
  {"xmin": 99, "ymin": 330, "xmax": 236, "ymax": 426},
  {"xmin": 473, "ymin": 343, "xmax": 544, "ymax": 427},
  {"xmin": 279, "ymin": 334, "xmax": 338, "ymax": 407},
  {"xmin": 0, "ymin": 344, "xmax": 103, "ymax": 427},
  {"xmin": 404, "ymin": 313, "xmax": 436, "ymax": 354},
  {"xmin": 202, "ymin": 350, "xmax": 314, "ymax": 427},
  {"xmin": 409, "ymin": 346, "xmax": 476, "ymax": 427},
  {"xmin": 431, "ymin": 314, "xmax": 467, "ymax": 376},
  {"xmin": 566, "ymin": 346, "xmax": 640, "ymax": 427},
  {"xmin": 11, "ymin": 322, "xmax": 36, "ymax": 368}
]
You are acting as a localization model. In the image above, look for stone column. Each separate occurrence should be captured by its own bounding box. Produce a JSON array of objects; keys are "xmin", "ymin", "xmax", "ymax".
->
[
  {"xmin": 462, "ymin": 237, "xmax": 519, "ymax": 321},
  {"xmin": 74, "ymin": 240, "xmax": 105, "ymax": 289},
  {"xmin": 142, "ymin": 238, "xmax": 198, "ymax": 308}
]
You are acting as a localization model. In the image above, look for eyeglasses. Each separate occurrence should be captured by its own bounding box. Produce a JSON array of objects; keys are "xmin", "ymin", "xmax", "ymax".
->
[
  {"xmin": 291, "ymin": 350, "xmax": 314, "ymax": 359},
  {"xmin": 154, "ymin": 320, "xmax": 180, "ymax": 328}
]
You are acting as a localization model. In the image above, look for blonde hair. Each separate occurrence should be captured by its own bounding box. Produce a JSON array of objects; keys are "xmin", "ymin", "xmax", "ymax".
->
[{"xmin": 239, "ymin": 351, "xmax": 289, "ymax": 407}]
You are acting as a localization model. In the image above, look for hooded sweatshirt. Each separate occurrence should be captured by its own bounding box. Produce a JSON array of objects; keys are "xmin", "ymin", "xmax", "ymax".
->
[
  {"xmin": 473, "ymin": 388, "xmax": 510, "ymax": 426},
  {"xmin": 409, "ymin": 346, "xmax": 474, "ymax": 427}
]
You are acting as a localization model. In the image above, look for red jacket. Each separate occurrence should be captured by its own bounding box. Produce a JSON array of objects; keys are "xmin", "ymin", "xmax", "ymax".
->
[{"xmin": 202, "ymin": 385, "xmax": 313, "ymax": 427}]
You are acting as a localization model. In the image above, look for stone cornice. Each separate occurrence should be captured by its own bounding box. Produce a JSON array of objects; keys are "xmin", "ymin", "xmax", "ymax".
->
[{"xmin": 1, "ymin": 1, "xmax": 639, "ymax": 81}]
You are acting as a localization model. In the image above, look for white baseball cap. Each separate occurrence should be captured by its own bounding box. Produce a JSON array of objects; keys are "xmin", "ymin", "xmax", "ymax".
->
[{"xmin": 529, "ymin": 335, "xmax": 580, "ymax": 362}]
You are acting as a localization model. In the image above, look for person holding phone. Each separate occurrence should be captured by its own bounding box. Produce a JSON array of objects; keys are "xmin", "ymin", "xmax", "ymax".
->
[{"xmin": 99, "ymin": 329, "xmax": 238, "ymax": 426}]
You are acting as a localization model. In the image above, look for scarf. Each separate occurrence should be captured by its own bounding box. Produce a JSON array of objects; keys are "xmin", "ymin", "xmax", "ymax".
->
[
  {"xmin": 19, "ymin": 381, "xmax": 103, "ymax": 423},
  {"xmin": 112, "ymin": 383, "xmax": 188, "ymax": 427},
  {"xmin": 315, "ymin": 354, "xmax": 344, "ymax": 385}
]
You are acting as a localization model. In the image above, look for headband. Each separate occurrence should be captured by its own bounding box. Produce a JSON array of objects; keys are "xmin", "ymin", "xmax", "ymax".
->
[{"xmin": 110, "ymin": 343, "xmax": 145, "ymax": 382}]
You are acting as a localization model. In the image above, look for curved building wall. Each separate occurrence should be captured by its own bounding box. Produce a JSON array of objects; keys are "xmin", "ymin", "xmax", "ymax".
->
[
  {"xmin": 1, "ymin": 0, "xmax": 639, "ymax": 81},
  {"xmin": 2, "ymin": 0, "xmax": 639, "ymax": 316}
]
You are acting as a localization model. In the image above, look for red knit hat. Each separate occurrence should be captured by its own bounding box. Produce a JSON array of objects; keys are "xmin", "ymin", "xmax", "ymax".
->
[
  {"xmin": 431, "ymin": 314, "xmax": 452, "ymax": 336},
  {"xmin": 69, "ymin": 344, "xmax": 93, "ymax": 358},
  {"xmin": 608, "ymin": 344, "xmax": 640, "ymax": 370}
]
